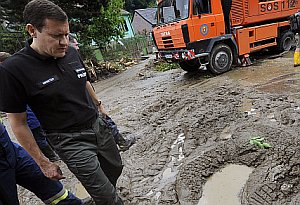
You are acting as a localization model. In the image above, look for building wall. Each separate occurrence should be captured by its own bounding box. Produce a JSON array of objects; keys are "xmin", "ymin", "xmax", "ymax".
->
[{"xmin": 132, "ymin": 13, "xmax": 153, "ymax": 35}]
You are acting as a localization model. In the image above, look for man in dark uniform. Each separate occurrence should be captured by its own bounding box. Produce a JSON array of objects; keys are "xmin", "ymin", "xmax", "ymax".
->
[
  {"xmin": 0, "ymin": 52, "xmax": 59, "ymax": 162},
  {"xmin": 0, "ymin": 0, "xmax": 123, "ymax": 204},
  {"xmin": 0, "ymin": 52, "xmax": 94, "ymax": 205}
]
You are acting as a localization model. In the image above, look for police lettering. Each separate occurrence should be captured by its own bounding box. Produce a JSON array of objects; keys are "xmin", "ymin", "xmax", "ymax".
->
[
  {"xmin": 42, "ymin": 77, "xmax": 55, "ymax": 85},
  {"xmin": 77, "ymin": 72, "xmax": 86, "ymax": 78}
]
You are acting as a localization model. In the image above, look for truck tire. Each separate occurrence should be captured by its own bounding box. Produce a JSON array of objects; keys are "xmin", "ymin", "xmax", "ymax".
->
[
  {"xmin": 179, "ymin": 59, "xmax": 200, "ymax": 72},
  {"xmin": 278, "ymin": 31, "xmax": 294, "ymax": 52},
  {"xmin": 207, "ymin": 44, "xmax": 233, "ymax": 74}
]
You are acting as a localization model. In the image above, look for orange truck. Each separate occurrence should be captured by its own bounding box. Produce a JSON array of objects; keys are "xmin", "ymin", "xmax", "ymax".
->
[{"xmin": 152, "ymin": 0, "xmax": 300, "ymax": 74}]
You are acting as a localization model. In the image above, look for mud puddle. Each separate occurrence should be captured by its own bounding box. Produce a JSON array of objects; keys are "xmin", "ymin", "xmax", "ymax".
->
[
  {"xmin": 197, "ymin": 164, "xmax": 253, "ymax": 205},
  {"xmin": 228, "ymin": 52, "xmax": 294, "ymax": 82}
]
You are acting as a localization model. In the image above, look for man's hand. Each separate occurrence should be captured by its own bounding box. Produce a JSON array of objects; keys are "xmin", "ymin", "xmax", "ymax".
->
[
  {"xmin": 7, "ymin": 113, "xmax": 65, "ymax": 180},
  {"xmin": 40, "ymin": 160, "xmax": 65, "ymax": 180}
]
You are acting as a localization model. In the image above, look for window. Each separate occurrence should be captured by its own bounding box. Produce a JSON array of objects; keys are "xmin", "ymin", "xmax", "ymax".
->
[
  {"xmin": 193, "ymin": 0, "xmax": 211, "ymax": 15},
  {"xmin": 157, "ymin": 0, "xmax": 189, "ymax": 24},
  {"xmin": 121, "ymin": 19, "xmax": 129, "ymax": 32}
]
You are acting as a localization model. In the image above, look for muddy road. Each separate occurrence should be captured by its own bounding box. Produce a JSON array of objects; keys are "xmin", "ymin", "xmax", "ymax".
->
[
  {"xmin": 9, "ymin": 51, "xmax": 300, "ymax": 204},
  {"xmin": 98, "ymin": 52, "xmax": 300, "ymax": 205}
]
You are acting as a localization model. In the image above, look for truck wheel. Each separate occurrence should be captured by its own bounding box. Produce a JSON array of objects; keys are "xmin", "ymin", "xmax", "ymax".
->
[
  {"xmin": 278, "ymin": 31, "xmax": 294, "ymax": 51},
  {"xmin": 179, "ymin": 59, "xmax": 200, "ymax": 72},
  {"xmin": 207, "ymin": 44, "xmax": 233, "ymax": 74}
]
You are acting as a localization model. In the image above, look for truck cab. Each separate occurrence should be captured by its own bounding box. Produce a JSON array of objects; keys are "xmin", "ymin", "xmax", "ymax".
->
[
  {"xmin": 153, "ymin": 0, "xmax": 236, "ymax": 74},
  {"xmin": 153, "ymin": 0, "xmax": 300, "ymax": 74},
  {"xmin": 154, "ymin": 0, "xmax": 226, "ymax": 49}
]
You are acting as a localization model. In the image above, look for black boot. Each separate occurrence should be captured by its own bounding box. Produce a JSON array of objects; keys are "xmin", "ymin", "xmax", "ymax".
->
[
  {"xmin": 117, "ymin": 134, "xmax": 136, "ymax": 152},
  {"xmin": 81, "ymin": 197, "xmax": 95, "ymax": 205},
  {"xmin": 41, "ymin": 144, "xmax": 60, "ymax": 162}
]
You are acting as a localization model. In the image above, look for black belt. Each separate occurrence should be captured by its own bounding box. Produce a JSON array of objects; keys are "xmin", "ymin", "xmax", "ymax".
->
[{"xmin": 45, "ymin": 115, "xmax": 97, "ymax": 133}]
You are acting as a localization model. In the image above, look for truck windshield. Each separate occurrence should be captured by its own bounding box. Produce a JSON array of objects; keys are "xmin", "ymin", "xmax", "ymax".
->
[{"xmin": 157, "ymin": 0, "xmax": 189, "ymax": 24}]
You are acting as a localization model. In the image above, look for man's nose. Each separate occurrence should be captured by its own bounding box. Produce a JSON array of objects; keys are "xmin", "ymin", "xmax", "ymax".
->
[{"xmin": 59, "ymin": 35, "xmax": 69, "ymax": 45}]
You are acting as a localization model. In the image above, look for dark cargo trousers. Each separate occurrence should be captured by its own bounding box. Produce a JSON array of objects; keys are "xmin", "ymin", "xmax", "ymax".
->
[{"xmin": 47, "ymin": 117, "xmax": 124, "ymax": 205}]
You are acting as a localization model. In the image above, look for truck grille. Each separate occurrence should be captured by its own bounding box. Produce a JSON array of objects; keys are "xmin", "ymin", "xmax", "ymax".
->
[
  {"xmin": 245, "ymin": 0, "xmax": 249, "ymax": 17},
  {"xmin": 162, "ymin": 36, "xmax": 174, "ymax": 48},
  {"xmin": 231, "ymin": 0, "xmax": 244, "ymax": 26}
]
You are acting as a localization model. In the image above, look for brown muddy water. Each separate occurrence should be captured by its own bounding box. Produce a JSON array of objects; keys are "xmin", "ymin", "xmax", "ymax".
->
[
  {"xmin": 228, "ymin": 51, "xmax": 300, "ymax": 94},
  {"xmin": 197, "ymin": 164, "xmax": 253, "ymax": 205}
]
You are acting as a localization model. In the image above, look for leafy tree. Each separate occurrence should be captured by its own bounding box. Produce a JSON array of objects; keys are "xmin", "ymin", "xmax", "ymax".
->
[
  {"xmin": 0, "ymin": 0, "xmax": 26, "ymax": 30},
  {"xmin": 125, "ymin": 0, "xmax": 156, "ymax": 12},
  {"xmin": 70, "ymin": 0, "xmax": 125, "ymax": 48},
  {"xmin": 0, "ymin": 0, "xmax": 124, "ymax": 48},
  {"xmin": 147, "ymin": 0, "xmax": 157, "ymax": 8}
]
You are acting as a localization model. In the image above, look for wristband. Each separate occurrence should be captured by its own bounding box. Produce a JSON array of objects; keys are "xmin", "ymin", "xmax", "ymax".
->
[{"xmin": 96, "ymin": 100, "xmax": 102, "ymax": 106}]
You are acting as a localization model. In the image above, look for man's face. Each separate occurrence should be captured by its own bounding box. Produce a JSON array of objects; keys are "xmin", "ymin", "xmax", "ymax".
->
[
  {"xmin": 33, "ymin": 19, "xmax": 70, "ymax": 58},
  {"xmin": 69, "ymin": 38, "xmax": 79, "ymax": 50}
]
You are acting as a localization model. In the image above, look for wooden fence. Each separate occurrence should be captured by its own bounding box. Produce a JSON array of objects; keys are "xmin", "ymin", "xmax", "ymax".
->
[{"xmin": 100, "ymin": 34, "xmax": 154, "ymax": 61}]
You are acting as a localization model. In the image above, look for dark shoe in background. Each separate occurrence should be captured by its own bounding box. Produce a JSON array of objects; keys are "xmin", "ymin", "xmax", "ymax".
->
[
  {"xmin": 81, "ymin": 197, "xmax": 95, "ymax": 205},
  {"xmin": 104, "ymin": 115, "xmax": 136, "ymax": 151},
  {"xmin": 117, "ymin": 134, "xmax": 136, "ymax": 152}
]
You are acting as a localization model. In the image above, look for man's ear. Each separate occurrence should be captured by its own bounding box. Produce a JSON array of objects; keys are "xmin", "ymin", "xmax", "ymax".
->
[{"xmin": 26, "ymin": 24, "xmax": 37, "ymax": 38}]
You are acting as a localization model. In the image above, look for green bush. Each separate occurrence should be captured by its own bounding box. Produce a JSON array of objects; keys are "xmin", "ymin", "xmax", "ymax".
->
[
  {"xmin": 78, "ymin": 44, "xmax": 97, "ymax": 61},
  {"xmin": 0, "ymin": 31, "xmax": 26, "ymax": 54}
]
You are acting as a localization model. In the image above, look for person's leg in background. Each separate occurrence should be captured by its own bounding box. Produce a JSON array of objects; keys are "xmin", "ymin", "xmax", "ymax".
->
[
  {"xmin": 31, "ymin": 126, "xmax": 60, "ymax": 162},
  {"xmin": 14, "ymin": 142, "xmax": 93, "ymax": 205},
  {"xmin": 105, "ymin": 116, "xmax": 135, "ymax": 152},
  {"xmin": 26, "ymin": 105, "xmax": 60, "ymax": 162},
  {"xmin": 294, "ymin": 33, "xmax": 300, "ymax": 67},
  {"xmin": 0, "ymin": 121, "xmax": 94, "ymax": 205},
  {"xmin": 0, "ymin": 142, "xmax": 19, "ymax": 205}
]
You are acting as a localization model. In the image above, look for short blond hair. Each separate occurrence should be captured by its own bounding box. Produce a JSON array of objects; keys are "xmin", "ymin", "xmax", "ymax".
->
[{"xmin": 0, "ymin": 52, "xmax": 11, "ymax": 63}]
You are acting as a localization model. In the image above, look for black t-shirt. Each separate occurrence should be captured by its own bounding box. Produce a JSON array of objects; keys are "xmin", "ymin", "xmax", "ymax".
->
[{"xmin": 0, "ymin": 39, "xmax": 98, "ymax": 131}]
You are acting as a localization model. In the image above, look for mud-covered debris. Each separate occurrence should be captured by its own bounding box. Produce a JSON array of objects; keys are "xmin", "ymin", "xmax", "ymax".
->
[
  {"xmin": 145, "ymin": 59, "xmax": 180, "ymax": 72},
  {"xmin": 84, "ymin": 58, "xmax": 137, "ymax": 82}
]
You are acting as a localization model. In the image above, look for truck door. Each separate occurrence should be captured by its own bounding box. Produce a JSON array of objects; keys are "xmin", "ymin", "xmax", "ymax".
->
[{"xmin": 190, "ymin": 0, "xmax": 217, "ymax": 42}]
